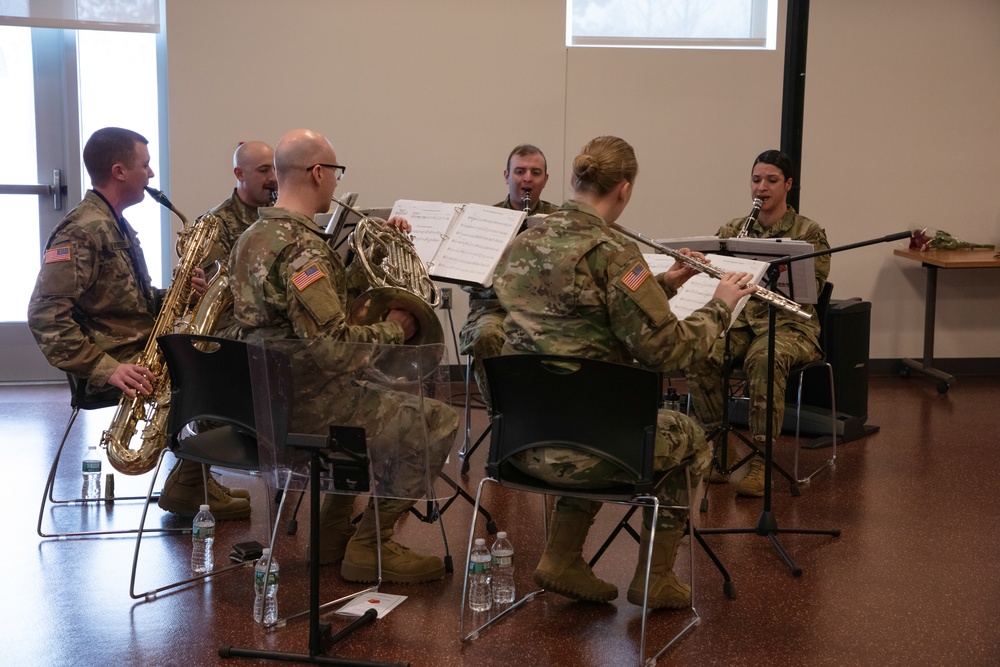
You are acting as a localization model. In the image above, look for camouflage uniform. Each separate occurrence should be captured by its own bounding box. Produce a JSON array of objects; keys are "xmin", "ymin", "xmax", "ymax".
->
[
  {"xmin": 684, "ymin": 206, "xmax": 830, "ymax": 443},
  {"xmin": 492, "ymin": 200, "xmax": 725, "ymax": 530},
  {"xmin": 230, "ymin": 207, "xmax": 458, "ymax": 512},
  {"xmin": 458, "ymin": 197, "xmax": 558, "ymax": 409},
  {"xmin": 27, "ymin": 190, "xmax": 163, "ymax": 393},
  {"xmin": 194, "ymin": 189, "xmax": 270, "ymax": 337},
  {"xmin": 197, "ymin": 188, "xmax": 266, "ymax": 271}
]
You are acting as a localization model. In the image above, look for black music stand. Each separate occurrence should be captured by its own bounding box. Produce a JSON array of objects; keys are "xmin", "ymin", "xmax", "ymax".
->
[
  {"xmin": 219, "ymin": 429, "xmax": 407, "ymax": 667},
  {"xmin": 699, "ymin": 231, "xmax": 910, "ymax": 575}
]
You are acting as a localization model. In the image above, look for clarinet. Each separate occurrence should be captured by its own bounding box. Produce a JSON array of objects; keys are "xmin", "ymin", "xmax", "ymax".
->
[
  {"xmin": 521, "ymin": 189, "xmax": 532, "ymax": 213},
  {"xmin": 736, "ymin": 198, "xmax": 764, "ymax": 238}
]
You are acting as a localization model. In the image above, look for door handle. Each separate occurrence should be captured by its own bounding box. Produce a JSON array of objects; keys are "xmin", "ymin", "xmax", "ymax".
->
[{"xmin": 0, "ymin": 169, "xmax": 66, "ymax": 210}]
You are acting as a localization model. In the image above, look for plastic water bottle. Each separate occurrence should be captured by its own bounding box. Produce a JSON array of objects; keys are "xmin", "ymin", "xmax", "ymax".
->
[
  {"xmin": 254, "ymin": 548, "xmax": 280, "ymax": 625},
  {"xmin": 468, "ymin": 538, "xmax": 492, "ymax": 612},
  {"xmin": 490, "ymin": 531, "xmax": 515, "ymax": 605},
  {"xmin": 191, "ymin": 504, "xmax": 215, "ymax": 574},
  {"xmin": 81, "ymin": 445, "xmax": 102, "ymax": 500}
]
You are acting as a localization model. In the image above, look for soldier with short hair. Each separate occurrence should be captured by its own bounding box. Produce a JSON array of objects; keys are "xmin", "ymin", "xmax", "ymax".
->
[
  {"xmin": 493, "ymin": 135, "xmax": 751, "ymax": 610},
  {"xmin": 27, "ymin": 127, "xmax": 248, "ymax": 519},
  {"xmin": 229, "ymin": 128, "xmax": 458, "ymax": 583},
  {"xmin": 685, "ymin": 150, "xmax": 830, "ymax": 497},
  {"xmin": 155, "ymin": 140, "xmax": 277, "ymax": 517},
  {"xmin": 459, "ymin": 144, "xmax": 559, "ymax": 410}
]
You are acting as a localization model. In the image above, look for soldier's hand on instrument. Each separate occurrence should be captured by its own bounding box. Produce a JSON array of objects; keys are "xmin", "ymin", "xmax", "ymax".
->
[
  {"xmin": 384, "ymin": 216, "xmax": 412, "ymax": 235},
  {"xmin": 109, "ymin": 363, "xmax": 154, "ymax": 398},
  {"xmin": 189, "ymin": 267, "xmax": 208, "ymax": 302},
  {"xmin": 714, "ymin": 271, "xmax": 754, "ymax": 311},
  {"xmin": 386, "ymin": 308, "xmax": 418, "ymax": 342},
  {"xmin": 659, "ymin": 250, "xmax": 701, "ymax": 290}
]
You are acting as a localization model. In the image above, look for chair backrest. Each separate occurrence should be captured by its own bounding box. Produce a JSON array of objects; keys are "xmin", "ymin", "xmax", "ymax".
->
[
  {"xmin": 67, "ymin": 373, "xmax": 121, "ymax": 411},
  {"xmin": 483, "ymin": 355, "xmax": 661, "ymax": 495},
  {"xmin": 157, "ymin": 334, "xmax": 256, "ymax": 444}
]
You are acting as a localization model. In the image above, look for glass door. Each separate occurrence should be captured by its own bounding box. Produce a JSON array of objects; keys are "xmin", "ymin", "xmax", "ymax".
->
[{"xmin": 0, "ymin": 26, "xmax": 161, "ymax": 382}]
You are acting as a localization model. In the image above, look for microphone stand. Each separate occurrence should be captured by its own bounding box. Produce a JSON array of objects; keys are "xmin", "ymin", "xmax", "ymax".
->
[{"xmin": 700, "ymin": 230, "xmax": 910, "ymax": 575}]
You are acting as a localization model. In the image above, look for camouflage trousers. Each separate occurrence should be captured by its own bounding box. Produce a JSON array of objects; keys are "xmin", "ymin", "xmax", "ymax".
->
[
  {"xmin": 293, "ymin": 379, "xmax": 459, "ymax": 516},
  {"xmin": 684, "ymin": 325, "xmax": 821, "ymax": 442},
  {"xmin": 457, "ymin": 307, "xmax": 505, "ymax": 411},
  {"xmin": 509, "ymin": 409, "xmax": 711, "ymax": 531}
]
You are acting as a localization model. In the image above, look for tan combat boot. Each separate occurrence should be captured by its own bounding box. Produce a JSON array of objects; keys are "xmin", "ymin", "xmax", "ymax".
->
[
  {"xmin": 533, "ymin": 506, "xmax": 618, "ymax": 602},
  {"xmin": 157, "ymin": 459, "xmax": 251, "ymax": 519},
  {"xmin": 627, "ymin": 523, "xmax": 690, "ymax": 610},
  {"xmin": 735, "ymin": 454, "xmax": 767, "ymax": 497},
  {"xmin": 708, "ymin": 440, "xmax": 739, "ymax": 483},
  {"xmin": 318, "ymin": 493, "xmax": 357, "ymax": 565},
  {"xmin": 341, "ymin": 506, "xmax": 445, "ymax": 583}
]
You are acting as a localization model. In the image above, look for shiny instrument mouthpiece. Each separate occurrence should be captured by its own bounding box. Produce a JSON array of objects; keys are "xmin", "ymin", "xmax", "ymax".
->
[{"xmin": 144, "ymin": 186, "xmax": 174, "ymax": 209}]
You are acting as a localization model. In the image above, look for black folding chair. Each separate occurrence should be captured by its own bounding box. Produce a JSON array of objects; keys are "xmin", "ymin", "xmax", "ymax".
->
[{"xmin": 461, "ymin": 355, "xmax": 731, "ymax": 666}]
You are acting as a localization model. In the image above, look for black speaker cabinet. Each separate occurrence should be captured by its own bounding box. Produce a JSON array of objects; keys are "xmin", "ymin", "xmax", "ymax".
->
[{"xmin": 792, "ymin": 297, "xmax": 872, "ymax": 420}]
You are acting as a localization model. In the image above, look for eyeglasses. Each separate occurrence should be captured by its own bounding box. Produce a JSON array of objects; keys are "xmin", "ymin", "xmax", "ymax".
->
[{"xmin": 306, "ymin": 163, "xmax": 346, "ymax": 181}]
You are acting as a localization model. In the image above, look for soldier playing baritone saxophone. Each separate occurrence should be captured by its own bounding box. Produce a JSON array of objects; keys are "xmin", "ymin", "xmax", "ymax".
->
[{"xmin": 27, "ymin": 127, "xmax": 249, "ymax": 520}]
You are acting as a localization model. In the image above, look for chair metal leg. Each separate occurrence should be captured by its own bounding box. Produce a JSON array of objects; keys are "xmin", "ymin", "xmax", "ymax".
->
[
  {"xmin": 129, "ymin": 450, "xmax": 249, "ymax": 600},
  {"xmin": 793, "ymin": 363, "xmax": 838, "ymax": 484},
  {"xmin": 38, "ymin": 408, "xmax": 172, "ymax": 539},
  {"xmin": 460, "ymin": 477, "xmax": 543, "ymax": 643}
]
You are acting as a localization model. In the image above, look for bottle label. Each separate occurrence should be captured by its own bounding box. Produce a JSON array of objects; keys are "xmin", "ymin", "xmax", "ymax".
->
[
  {"xmin": 193, "ymin": 525, "xmax": 215, "ymax": 539},
  {"xmin": 468, "ymin": 560, "xmax": 491, "ymax": 574},
  {"xmin": 255, "ymin": 570, "xmax": 279, "ymax": 586},
  {"xmin": 82, "ymin": 461, "xmax": 102, "ymax": 473},
  {"xmin": 493, "ymin": 554, "xmax": 512, "ymax": 568}
]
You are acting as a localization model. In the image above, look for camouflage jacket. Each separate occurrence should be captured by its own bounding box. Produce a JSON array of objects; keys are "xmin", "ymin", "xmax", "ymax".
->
[
  {"xmin": 493, "ymin": 199, "xmax": 732, "ymax": 372},
  {"xmin": 464, "ymin": 196, "xmax": 559, "ymax": 308},
  {"xmin": 229, "ymin": 206, "xmax": 404, "ymax": 344},
  {"xmin": 27, "ymin": 191, "xmax": 164, "ymax": 387},
  {"xmin": 717, "ymin": 205, "xmax": 829, "ymax": 344},
  {"xmin": 195, "ymin": 188, "xmax": 268, "ymax": 271}
]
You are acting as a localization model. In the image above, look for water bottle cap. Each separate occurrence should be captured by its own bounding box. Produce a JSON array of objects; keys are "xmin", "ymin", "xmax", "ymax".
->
[
  {"xmin": 474, "ymin": 538, "xmax": 485, "ymax": 545},
  {"xmin": 199, "ymin": 504, "xmax": 210, "ymax": 511},
  {"xmin": 496, "ymin": 531, "xmax": 507, "ymax": 539},
  {"xmin": 261, "ymin": 548, "xmax": 270, "ymax": 556}
]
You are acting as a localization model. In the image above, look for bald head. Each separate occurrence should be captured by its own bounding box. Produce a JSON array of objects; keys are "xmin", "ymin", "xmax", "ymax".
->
[
  {"xmin": 233, "ymin": 140, "xmax": 276, "ymax": 208},
  {"xmin": 273, "ymin": 129, "xmax": 339, "ymax": 217}
]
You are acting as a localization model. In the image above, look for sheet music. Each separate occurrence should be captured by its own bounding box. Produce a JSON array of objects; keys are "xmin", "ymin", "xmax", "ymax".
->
[
  {"xmin": 431, "ymin": 203, "xmax": 525, "ymax": 286},
  {"xmin": 654, "ymin": 253, "xmax": 768, "ymax": 327},
  {"xmin": 389, "ymin": 200, "xmax": 461, "ymax": 263}
]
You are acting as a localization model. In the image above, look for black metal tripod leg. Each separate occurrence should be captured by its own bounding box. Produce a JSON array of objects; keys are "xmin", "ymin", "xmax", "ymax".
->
[{"xmin": 693, "ymin": 528, "xmax": 736, "ymax": 599}]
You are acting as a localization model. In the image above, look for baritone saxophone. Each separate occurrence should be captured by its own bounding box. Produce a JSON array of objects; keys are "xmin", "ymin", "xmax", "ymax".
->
[{"xmin": 101, "ymin": 187, "xmax": 223, "ymax": 475}]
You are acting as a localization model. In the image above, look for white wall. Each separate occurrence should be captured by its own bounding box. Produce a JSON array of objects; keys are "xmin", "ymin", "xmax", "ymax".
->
[{"xmin": 165, "ymin": 0, "xmax": 1000, "ymax": 362}]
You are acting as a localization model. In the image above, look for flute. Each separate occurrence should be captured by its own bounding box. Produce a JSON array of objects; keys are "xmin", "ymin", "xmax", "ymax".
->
[{"xmin": 609, "ymin": 221, "xmax": 811, "ymax": 320}]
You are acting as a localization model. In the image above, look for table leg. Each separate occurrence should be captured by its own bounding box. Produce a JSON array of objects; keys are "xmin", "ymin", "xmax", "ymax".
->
[{"xmin": 901, "ymin": 263, "xmax": 954, "ymax": 392}]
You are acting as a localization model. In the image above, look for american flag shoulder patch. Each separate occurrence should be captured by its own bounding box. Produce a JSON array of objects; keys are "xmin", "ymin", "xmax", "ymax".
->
[
  {"xmin": 44, "ymin": 246, "xmax": 71, "ymax": 263},
  {"xmin": 621, "ymin": 261, "xmax": 651, "ymax": 291},
  {"xmin": 291, "ymin": 262, "xmax": 325, "ymax": 291}
]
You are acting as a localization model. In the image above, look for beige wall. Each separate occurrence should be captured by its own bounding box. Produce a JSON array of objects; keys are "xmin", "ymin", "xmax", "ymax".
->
[{"xmin": 165, "ymin": 0, "xmax": 1000, "ymax": 363}]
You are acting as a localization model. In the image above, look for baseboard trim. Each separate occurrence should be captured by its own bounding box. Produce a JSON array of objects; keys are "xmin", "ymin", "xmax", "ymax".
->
[{"xmin": 871, "ymin": 358, "xmax": 1000, "ymax": 377}]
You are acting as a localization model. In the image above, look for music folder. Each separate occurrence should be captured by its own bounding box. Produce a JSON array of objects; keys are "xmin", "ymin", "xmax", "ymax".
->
[{"xmin": 389, "ymin": 199, "xmax": 526, "ymax": 287}]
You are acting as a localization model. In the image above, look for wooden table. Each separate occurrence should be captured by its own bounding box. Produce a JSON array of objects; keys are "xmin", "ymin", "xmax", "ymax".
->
[{"xmin": 894, "ymin": 248, "xmax": 1000, "ymax": 392}]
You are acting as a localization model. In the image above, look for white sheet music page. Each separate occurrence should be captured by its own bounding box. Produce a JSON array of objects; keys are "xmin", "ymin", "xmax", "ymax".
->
[
  {"xmin": 651, "ymin": 253, "xmax": 768, "ymax": 328},
  {"xmin": 389, "ymin": 199, "xmax": 461, "ymax": 265},
  {"xmin": 428, "ymin": 203, "xmax": 525, "ymax": 286}
]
